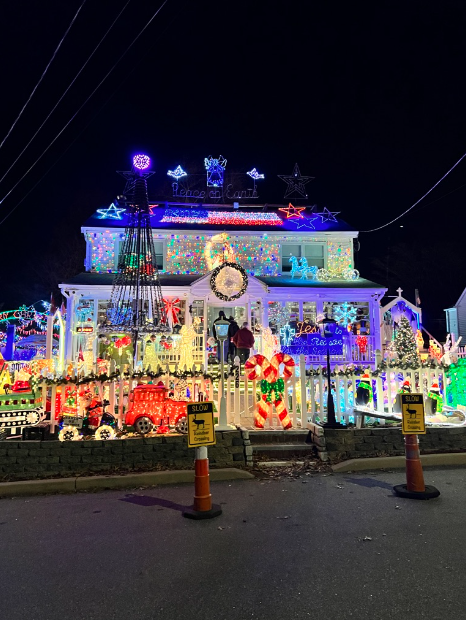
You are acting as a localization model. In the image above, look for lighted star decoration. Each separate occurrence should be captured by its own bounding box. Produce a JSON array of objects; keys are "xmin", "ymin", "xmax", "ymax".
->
[
  {"xmin": 167, "ymin": 165, "xmax": 187, "ymax": 180},
  {"xmin": 247, "ymin": 168, "xmax": 265, "ymax": 180},
  {"xmin": 315, "ymin": 207, "xmax": 340, "ymax": 222},
  {"xmin": 96, "ymin": 202, "xmax": 126, "ymax": 220},
  {"xmin": 278, "ymin": 163, "xmax": 314, "ymax": 199},
  {"xmin": 278, "ymin": 202, "xmax": 306, "ymax": 219},
  {"xmin": 288, "ymin": 216, "xmax": 318, "ymax": 230}
]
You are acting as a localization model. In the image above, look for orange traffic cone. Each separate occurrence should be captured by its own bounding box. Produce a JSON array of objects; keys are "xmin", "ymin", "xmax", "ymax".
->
[
  {"xmin": 393, "ymin": 434, "xmax": 440, "ymax": 500},
  {"xmin": 183, "ymin": 447, "xmax": 222, "ymax": 520}
]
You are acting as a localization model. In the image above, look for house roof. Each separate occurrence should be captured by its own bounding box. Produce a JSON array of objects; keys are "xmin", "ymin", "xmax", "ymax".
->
[
  {"xmin": 82, "ymin": 203, "xmax": 356, "ymax": 234},
  {"xmin": 60, "ymin": 272, "xmax": 385, "ymax": 290}
]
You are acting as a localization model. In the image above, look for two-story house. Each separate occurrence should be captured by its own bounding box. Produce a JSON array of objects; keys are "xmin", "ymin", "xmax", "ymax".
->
[{"xmin": 59, "ymin": 199, "xmax": 387, "ymax": 369}]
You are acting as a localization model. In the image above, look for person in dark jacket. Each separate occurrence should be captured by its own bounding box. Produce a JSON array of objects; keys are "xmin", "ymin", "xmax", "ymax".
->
[
  {"xmin": 227, "ymin": 315, "xmax": 240, "ymax": 362},
  {"xmin": 232, "ymin": 322, "xmax": 255, "ymax": 364}
]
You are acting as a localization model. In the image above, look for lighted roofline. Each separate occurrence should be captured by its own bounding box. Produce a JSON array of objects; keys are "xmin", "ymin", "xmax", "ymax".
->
[{"xmin": 81, "ymin": 225, "xmax": 359, "ymax": 238}]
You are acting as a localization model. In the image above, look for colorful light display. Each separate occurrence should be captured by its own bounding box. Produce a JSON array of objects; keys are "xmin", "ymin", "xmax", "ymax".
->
[
  {"xmin": 88, "ymin": 231, "xmax": 124, "ymax": 272},
  {"xmin": 96, "ymin": 203, "xmax": 126, "ymax": 220},
  {"xmin": 160, "ymin": 209, "xmax": 282, "ymax": 226},
  {"xmin": 165, "ymin": 234, "xmax": 280, "ymax": 275},
  {"xmin": 278, "ymin": 203, "xmax": 306, "ymax": 219},
  {"xmin": 167, "ymin": 165, "xmax": 187, "ymax": 180},
  {"xmin": 327, "ymin": 241, "xmax": 358, "ymax": 279},
  {"xmin": 204, "ymin": 155, "xmax": 227, "ymax": 187},
  {"xmin": 133, "ymin": 154, "xmax": 151, "ymax": 170}
]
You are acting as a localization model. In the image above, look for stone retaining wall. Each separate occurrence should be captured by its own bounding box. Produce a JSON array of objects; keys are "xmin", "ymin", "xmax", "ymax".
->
[
  {"xmin": 0, "ymin": 430, "xmax": 251, "ymax": 482},
  {"xmin": 307, "ymin": 423, "xmax": 466, "ymax": 462}
]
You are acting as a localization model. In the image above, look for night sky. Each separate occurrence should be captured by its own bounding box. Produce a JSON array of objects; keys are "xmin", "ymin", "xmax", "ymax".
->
[{"xmin": 1, "ymin": 0, "xmax": 466, "ymax": 338}]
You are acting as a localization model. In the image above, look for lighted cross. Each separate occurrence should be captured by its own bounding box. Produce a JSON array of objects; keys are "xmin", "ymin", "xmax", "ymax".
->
[{"xmin": 396, "ymin": 287, "xmax": 403, "ymax": 297}]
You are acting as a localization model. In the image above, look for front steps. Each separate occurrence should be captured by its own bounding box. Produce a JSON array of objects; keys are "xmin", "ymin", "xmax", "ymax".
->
[{"xmin": 248, "ymin": 430, "xmax": 316, "ymax": 460}]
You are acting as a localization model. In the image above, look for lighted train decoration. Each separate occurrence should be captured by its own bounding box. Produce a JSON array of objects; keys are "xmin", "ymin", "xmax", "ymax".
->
[{"xmin": 0, "ymin": 391, "xmax": 45, "ymax": 436}]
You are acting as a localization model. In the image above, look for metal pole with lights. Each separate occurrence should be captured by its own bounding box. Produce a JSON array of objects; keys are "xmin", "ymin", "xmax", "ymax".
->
[
  {"xmin": 214, "ymin": 318, "xmax": 233, "ymax": 430},
  {"xmin": 318, "ymin": 316, "xmax": 345, "ymax": 429}
]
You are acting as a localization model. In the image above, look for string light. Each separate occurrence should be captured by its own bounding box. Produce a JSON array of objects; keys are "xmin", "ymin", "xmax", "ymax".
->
[
  {"xmin": 88, "ymin": 231, "xmax": 125, "ymax": 272},
  {"xmin": 165, "ymin": 234, "xmax": 280, "ymax": 276}
]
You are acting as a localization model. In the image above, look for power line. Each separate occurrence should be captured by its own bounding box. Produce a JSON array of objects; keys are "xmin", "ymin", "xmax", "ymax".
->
[
  {"xmin": 0, "ymin": 0, "xmax": 131, "ymax": 187},
  {"xmin": 0, "ymin": 0, "xmax": 87, "ymax": 152},
  {"xmin": 361, "ymin": 152, "xmax": 466, "ymax": 233},
  {"xmin": 0, "ymin": 0, "xmax": 170, "ymax": 210}
]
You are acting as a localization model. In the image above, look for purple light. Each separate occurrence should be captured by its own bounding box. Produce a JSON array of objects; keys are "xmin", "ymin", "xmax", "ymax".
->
[{"xmin": 133, "ymin": 154, "xmax": 151, "ymax": 170}]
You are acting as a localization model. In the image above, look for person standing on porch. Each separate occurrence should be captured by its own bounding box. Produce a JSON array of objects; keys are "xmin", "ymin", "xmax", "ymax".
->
[
  {"xmin": 212, "ymin": 310, "xmax": 228, "ymax": 362},
  {"xmin": 227, "ymin": 315, "xmax": 240, "ymax": 363},
  {"xmin": 232, "ymin": 322, "xmax": 255, "ymax": 364}
]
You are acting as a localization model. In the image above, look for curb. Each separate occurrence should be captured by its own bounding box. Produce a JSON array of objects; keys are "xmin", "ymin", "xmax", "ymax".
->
[
  {"xmin": 332, "ymin": 452, "xmax": 466, "ymax": 473},
  {"xmin": 0, "ymin": 468, "xmax": 255, "ymax": 498}
]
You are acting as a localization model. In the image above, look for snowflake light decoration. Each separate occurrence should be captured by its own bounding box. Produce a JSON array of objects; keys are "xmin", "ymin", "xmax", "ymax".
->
[
  {"xmin": 280, "ymin": 323, "xmax": 296, "ymax": 347},
  {"xmin": 333, "ymin": 302, "xmax": 357, "ymax": 326}
]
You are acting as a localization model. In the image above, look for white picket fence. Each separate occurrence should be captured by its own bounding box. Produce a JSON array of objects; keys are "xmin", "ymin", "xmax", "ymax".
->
[{"xmin": 42, "ymin": 355, "xmax": 448, "ymax": 433}]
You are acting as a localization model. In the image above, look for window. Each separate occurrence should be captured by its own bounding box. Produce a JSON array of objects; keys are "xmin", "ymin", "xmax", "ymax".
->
[
  {"xmin": 116, "ymin": 240, "xmax": 164, "ymax": 271},
  {"xmin": 281, "ymin": 243, "xmax": 324, "ymax": 272}
]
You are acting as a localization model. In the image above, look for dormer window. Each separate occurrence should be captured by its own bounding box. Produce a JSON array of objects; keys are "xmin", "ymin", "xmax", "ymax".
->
[{"xmin": 281, "ymin": 243, "xmax": 325, "ymax": 273}]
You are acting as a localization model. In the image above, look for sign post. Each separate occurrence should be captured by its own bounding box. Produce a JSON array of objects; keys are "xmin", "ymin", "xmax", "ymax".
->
[
  {"xmin": 182, "ymin": 402, "xmax": 222, "ymax": 520},
  {"xmin": 393, "ymin": 394, "xmax": 440, "ymax": 500}
]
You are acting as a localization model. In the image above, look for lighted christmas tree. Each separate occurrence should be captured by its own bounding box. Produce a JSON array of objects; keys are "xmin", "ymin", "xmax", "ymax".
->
[{"xmin": 394, "ymin": 316, "xmax": 420, "ymax": 366}]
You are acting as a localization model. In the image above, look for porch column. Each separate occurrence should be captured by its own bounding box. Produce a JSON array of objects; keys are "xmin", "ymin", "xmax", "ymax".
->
[
  {"xmin": 370, "ymin": 298, "xmax": 382, "ymax": 356},
  {"xmin": 65, "ymin": 293, "xmax": 77, "ymax": 364}
]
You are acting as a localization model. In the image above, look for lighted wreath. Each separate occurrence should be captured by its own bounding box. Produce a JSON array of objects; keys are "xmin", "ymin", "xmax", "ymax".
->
[{"xmin": 210, "ymin": 261, "xmax": 248, "ymax": 302}]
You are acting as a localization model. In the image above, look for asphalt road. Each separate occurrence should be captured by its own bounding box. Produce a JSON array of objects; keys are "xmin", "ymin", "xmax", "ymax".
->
[{"xmin": 0, "ymin": 467, "xmax": 464, "ymax": 620}]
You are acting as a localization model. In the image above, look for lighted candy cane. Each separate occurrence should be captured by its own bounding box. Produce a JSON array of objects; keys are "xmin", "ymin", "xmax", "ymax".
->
[{"xmin": 244, "ymin": 352, "xmax": 295, "ymax": 429}]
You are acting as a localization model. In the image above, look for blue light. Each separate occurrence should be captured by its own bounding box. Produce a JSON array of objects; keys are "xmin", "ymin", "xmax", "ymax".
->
[
  {"xmin": 96, "ymin": 202, "xmax": 126, "ymax": 220},
  {"xmin": 204, "ymin": 155, "xmax": 227, "ymax": 187},
  {"xmin": 247, "ymin": 168, "xmax": 265, "ymax": 180},
  {"xmin": 167, "ymin": 165, "xmax": 187, "ymax": 180}
]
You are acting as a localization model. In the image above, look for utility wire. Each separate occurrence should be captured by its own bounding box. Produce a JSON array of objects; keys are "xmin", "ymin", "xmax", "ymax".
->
[
  {"xmin": 0, "ymin": 0, "xmax": 131, "ymax": 187},
  {"xmin": 0, "ymin": 0, "xmax": 170, "ymax": 208},
  {"xmin": 361, "ymin": 152, "xmax": 466, "ymax": 232},
  {"xmin": 0, "ymin": 0, "xmax": 87, "ymax": 152}
]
